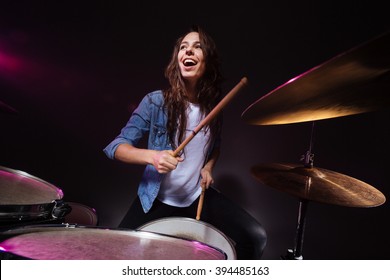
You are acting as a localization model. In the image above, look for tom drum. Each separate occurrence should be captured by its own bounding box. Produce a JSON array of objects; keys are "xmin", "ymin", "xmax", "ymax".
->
[
  {"xmin": 0, "ymin": 224, "xmax": 226, "ymax": 260},
  {"xmin": 137, "ymin": 217, "xmax": 237, "ymax": 260},
  {"xmin": 63, "ymin": 202, "xmax": 98, "ymax": 226}
]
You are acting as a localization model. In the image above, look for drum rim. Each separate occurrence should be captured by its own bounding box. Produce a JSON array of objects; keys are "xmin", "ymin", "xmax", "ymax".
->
[
  {"xmin": 138, "ymin": 216, "xmax": 231, "ymax": 240},
  {"xmin": 137, "ymin": 216, "xmax": 236, "ymax": 259}
]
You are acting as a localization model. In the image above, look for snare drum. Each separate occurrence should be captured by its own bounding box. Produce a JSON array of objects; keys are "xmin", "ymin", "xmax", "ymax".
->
[
  {"xmin": 0, "ymin": 224, "xmax": 226, "ymax": 260},
  {"xmin": 137, "ymin": 217, "xmax": 237, "ymax": 260},
  {"xmin": 0, "ymin": 166, "xmax": 69, "ymax": 228}
]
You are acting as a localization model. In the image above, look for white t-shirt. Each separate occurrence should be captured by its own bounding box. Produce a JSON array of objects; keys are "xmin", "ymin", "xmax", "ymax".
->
[{"xmin": 158, "ymin": 103, "xmax": 210, "ymax": 207}]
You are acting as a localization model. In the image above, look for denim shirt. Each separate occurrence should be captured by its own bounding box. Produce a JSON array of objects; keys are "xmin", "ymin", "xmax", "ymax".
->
[{"xmin": 103, "ymin": 90, "xmax": 220, "ymax": 213}]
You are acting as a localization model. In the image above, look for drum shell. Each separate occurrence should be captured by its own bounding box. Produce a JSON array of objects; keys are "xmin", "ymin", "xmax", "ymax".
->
[{"xmin": 137, "ymin": 217, "xmax": 237, "ymax": 260}]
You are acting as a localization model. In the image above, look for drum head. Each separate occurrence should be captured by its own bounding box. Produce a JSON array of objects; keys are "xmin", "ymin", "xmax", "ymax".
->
[
  {"xmin": 0, "ymin": 166, "xmax": 63, "ymax": 205},
  {"xmin": 137, "ymin": 217, "xmax": 237, "ymax": 260},
  {"xmin": 0, "ymin": 224, "xmax": 226, "ymax": 260},
  {"xmin": 0, "ymin": 166, "xmax": 64, "ymax": 224}
]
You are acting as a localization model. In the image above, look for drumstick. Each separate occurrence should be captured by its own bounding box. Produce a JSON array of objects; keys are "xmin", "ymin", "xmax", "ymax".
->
[
  {"xmin": 196, "ymin": 185, "xmax": 206, "ymax": 220},
  {"xmin": 172, "ymin": 77, "xmax": 248, "ymax": 157},
  {"xmin": 172, "ymin": 77, "xmax": 248, "ymax": 220}
]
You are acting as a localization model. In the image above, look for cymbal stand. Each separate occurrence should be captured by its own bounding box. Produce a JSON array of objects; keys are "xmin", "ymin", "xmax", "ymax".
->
[{"xmin": 282, "ymin": 122, "xmax": 315, "ymax": 260}]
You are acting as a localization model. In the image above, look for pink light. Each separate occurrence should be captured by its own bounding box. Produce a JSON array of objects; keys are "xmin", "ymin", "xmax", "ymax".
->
[
  {"xmin": 0, "ymin": 37, "xmax": 95, "ymax": 98},
  {"xmin": 0, "ymin": 51, "xmax": 23, "ymax": 72},
  {"xmin": 286, "ymin": 76, "xmax": 299, "ymax": 84},
  {"xmin": 0, "ymin": 245, "xmax": 8, "ymax": 252},
  {"xmin": 0, "ymin": 47, "xmax": 58, "ymax": 94}
]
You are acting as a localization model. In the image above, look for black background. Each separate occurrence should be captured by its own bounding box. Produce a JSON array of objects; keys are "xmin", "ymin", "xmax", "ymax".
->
[{"xmin": 1, "ymin": 0, "xmax": 389, "ymax": 260}]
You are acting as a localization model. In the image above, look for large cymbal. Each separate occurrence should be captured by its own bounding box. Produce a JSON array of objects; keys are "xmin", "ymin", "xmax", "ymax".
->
[
  {"xmin": 251, "ymin": 163, "xmax": 386, "ymax": 207},
  {"xmin": 242, "ymin": 32, "xmax": 390, "ymax": 125}
]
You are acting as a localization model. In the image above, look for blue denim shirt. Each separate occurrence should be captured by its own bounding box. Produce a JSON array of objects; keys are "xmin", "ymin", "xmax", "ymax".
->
[{"xmin": 103, "ymin": 90, "xmax": 220, "ymax": 213}]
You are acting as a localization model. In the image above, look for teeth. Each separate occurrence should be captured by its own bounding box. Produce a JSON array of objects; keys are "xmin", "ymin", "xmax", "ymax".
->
[{"xmin": 184, "ymin": 59, "xmax": 196, "ymax": 66}]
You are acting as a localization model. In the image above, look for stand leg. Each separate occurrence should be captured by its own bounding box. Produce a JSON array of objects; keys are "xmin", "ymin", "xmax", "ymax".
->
[{"xmin": 282, "ymin": 199, "xmax": 309, "ymax": 260}]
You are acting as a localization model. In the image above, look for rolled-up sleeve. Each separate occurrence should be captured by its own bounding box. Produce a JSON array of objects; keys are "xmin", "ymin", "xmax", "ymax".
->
[{"xmin": 103, "ymin": 94, "xmax": 152, "ymax": 160}]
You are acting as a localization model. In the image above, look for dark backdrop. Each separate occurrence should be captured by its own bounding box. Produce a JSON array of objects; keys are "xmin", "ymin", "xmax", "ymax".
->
[{"xmin": 1, "ymin": 1, "xmax": 389, "ymax": 260}]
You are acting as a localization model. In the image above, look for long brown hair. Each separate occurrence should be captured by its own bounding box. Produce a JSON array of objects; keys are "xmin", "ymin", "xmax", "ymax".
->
[{"xmin": 164, "ymin": 25, "xmax": 223, "ymax": 152}]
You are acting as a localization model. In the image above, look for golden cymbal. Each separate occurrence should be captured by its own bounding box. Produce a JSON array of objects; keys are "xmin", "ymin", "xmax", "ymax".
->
[
  {"xmin": 242, "ymin": 32, "xmax": 390, "ymax": 125},
  {"xmin": 251, "ymin": 163, "xmax": 386, "ymax": 207}
]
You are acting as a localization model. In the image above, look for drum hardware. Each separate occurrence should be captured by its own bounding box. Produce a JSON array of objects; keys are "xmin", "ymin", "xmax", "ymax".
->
[
  {"xmin": 51, "ymin": 200, "xmax": 72, "ymax": 220},
  {"xmin": 251, "ymin": 125, "xmax": 385, "ymax": 259},
  {"xmin": 172, "ymin": 77, "xmax": 248, "ymax": 220},
  {"xmin": 242, "ymin": 32, "xmax": 389, "ymax": 259},
  {"xmin": 0, "ymin": 200, "xmax": 71, "ymax": 230},
  {"xmin": 0, "ymin": 166, "xmax": 70, "ymax": 229}
]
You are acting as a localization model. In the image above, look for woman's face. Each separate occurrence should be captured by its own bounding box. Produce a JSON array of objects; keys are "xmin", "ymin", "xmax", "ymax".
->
[{"xmin": 177, "ymin": 32, "xmax": 206, "ymax": 83}]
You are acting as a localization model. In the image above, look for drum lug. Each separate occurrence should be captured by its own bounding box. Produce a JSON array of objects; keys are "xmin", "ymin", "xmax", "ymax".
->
[
  {"xmin": 51, "ymin": 200, "xmax": 71, "ymax": 219},
  {"xmin": 61, "ymin": 223, "xmax": 77, "ymax": 228}
]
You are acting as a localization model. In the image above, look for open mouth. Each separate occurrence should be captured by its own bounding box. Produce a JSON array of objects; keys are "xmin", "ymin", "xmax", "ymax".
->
[{"xmin": 183, "ymin": 59, "xmax": 197, "ymax": 66}]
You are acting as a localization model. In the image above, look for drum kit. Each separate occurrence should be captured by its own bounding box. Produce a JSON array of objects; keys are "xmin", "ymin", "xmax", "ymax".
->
[
  {"xmin": 0, "ymin": 166, "xmax": 229, "ymax": 260},
  {"xmin": 1, "ymin": 31, "xmax": 389, "ymax": 260}
]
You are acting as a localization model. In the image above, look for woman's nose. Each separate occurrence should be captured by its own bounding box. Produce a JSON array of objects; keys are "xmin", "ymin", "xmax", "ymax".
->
[{"xmin": 186, "ymin": 47, "xmax": 193, "ymax": 55}]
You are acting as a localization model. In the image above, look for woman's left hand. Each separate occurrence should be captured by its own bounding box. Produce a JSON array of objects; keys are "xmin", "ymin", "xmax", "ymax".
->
[{"xmin": 200, "ymin": 167, "xmax": 214, "ymax": 189}]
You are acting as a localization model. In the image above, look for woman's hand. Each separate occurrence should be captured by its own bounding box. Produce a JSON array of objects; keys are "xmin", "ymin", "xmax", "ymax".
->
[
  {"xmin": 152, "ymin": 150, "xmax": 183, "ymax": 173},
  {"xmin": 200, "ymin": 167, "xmax": 214, "ymax": 189}
]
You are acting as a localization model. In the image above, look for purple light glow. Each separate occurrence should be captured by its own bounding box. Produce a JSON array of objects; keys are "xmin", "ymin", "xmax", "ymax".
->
[
  {"xmin": 0, "ymin": 51, "xmax": 23, "ymax": 73},
  {"xmin": 0, "ymin": 46, "xmax": 93, "ymax": 99},
  {"xmin": 0, "ymin": 47, "xmax": 47, "ymax": 90},
  {"xmin": 191, "ymin": 240, "xmax": 223, "ymax": 254}
]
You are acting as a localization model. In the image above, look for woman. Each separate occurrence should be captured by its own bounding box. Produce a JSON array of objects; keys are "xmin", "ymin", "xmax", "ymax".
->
[{"xmin": 104, "ymin": 25, "xmax": 267, "ymax": 259}]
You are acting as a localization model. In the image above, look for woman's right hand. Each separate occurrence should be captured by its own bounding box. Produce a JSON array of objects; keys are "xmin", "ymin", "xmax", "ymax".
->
[{"xmin": 152, "ymin": 150, "xmax": 183, "ymax": 173}]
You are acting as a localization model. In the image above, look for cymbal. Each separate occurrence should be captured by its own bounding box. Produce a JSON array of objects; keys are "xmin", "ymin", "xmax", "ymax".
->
[
  {"xmin": 251, "ymin": 163, "xmax": 386, "ymax": 207},
  {"xmin": 242, "ymin": 32, "xmax": 390, "ymax": 125}
]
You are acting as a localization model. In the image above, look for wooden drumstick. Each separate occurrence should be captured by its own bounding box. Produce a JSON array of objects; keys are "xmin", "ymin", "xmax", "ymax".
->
[
  {"xmin": 172, "ymin": 77, "xmax": 248, "ymax": 157},
  {"xmin": 172, "ymin": 77, "xmax": 248, "ymax": 220},
  {"xmin": 196, "ymin": 185, "xmax": 206, "ymax": 220}
]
